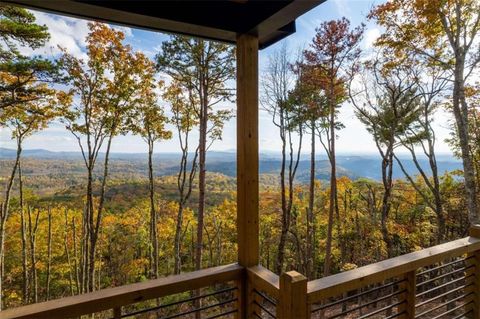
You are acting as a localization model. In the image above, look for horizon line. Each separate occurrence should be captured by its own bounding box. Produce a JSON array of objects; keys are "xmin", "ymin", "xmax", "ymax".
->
[{"xmin": 0, "ymin": 147, "xmax": 458, "ymax": 158}]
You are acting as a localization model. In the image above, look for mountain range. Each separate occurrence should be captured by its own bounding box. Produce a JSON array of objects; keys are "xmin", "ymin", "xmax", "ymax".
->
[{"xmin": 0, "ymin": 148, "xmax": 463, "ymax": 182}]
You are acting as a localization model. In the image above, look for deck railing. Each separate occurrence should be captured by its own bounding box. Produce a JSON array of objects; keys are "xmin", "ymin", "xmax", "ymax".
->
[
  {"xmin": 0, "ymin": 263, "xmax": 244, "ymax": 319},
  {"xmin": 306, "ymin": 231, "xmax": 480, "ymax": 319},
  {"xmin": 1, "ymin": 228, "xmax": 480, "ymax": 319}
]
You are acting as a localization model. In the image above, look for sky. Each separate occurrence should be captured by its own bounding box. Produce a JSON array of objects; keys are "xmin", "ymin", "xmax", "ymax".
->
[{"xmin": 0, "ymin": 0, "xmax": 455, "ymax": 155}]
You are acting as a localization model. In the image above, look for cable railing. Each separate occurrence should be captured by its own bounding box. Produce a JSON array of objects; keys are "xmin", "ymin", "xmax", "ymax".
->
[
  {"xmin": 307, "ymin": 231, "xmax": 480, "ymax": 319},
  {"xmin": 0, "ymin": 263, "xmax": 243, "ymax": 319},
  {"xmin": 247, "ymin": 265, "xmax": 280, "ymax": 319},
  {"xmin": 2, "ymin": 228, "xmax": 480, "ymax": 318}
]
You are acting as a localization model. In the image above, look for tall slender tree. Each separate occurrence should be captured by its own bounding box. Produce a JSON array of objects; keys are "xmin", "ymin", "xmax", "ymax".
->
[
  {"xmin": 130, "ymin": 65, "xmax": 172, "ymax": 279},
  {"xmin": 0, "ymin": 89, "xmax": 61, "ymax": 307},
  {"xmin": 262, "ymin": 45, "xmax": 304, "ymax": 274},
  {"xmin": 60, "ymin": 22, "xmax": 147, "ymax": 292},
  {"xmin": 303, "ymin": 18, "xmax": 364, "ymax": 275},
  {"xmin": 369, "ymin": 0, "xmax": 480, "ymax": 224},
  {"xmin": 163, "ymin": 82, "xmax": 199, "ymax": 274},
  {"xmin": 393, "ymin": 57, "xmax": 449, "ymax": 243},
  {"xmin": 156, "ymin": 36, "xmax": 234, "ymax": 273},
  {"xmin": 288, "ymin": 63, "xmax": 327, "ymax": 279},
  {"xmin": 350, "ymin": 58, "xmax": 423, "ymax": 257}
]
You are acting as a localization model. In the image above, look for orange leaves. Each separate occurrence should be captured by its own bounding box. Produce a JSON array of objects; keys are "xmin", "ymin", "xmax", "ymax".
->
[{"xmin": 302, "ymin": 17, "xmax": 363, "ymax": 106}]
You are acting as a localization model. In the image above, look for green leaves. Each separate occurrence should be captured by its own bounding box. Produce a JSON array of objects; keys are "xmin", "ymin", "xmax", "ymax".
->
[{"xmin": 0, "ymin": 6, "xmax": 50, "ymax": 61}]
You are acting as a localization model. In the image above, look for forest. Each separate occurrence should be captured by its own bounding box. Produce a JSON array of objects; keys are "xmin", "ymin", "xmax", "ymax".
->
[{"xmin": 0, "ymin": 0, "xmax": 479, "ymax": 312}]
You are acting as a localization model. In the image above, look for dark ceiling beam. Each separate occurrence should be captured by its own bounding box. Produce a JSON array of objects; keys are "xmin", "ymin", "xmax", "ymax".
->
[
  {"xmin": 3, "ymin": 0, "xmax": 237, "ymax": 43},
  {"xmin": 251, "ymin": 0, "xmax": 324, "ymax": 49},
  {"xmin": 2, "ymin": 0, "xmax": 323, "ymax": 49}
]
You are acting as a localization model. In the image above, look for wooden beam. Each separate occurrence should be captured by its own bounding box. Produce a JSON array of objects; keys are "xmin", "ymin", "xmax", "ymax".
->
[
  {"xmin": 236, "ymin": 33, "xmax": 259, "ymax": 268},
  {"xmin": 247, "ymin": 265, "xmax": 280, "ymax": 299},
  {"xmin": 250, "ymin": 0, "xmax": 325, "ymax": 48},
  {"xmin": 3, "ymin": 0, "xmax": 324, "ymax": 49},
  {"xmin": 3, "ymin": 0, "xmax": 236, "ymax": 44}
]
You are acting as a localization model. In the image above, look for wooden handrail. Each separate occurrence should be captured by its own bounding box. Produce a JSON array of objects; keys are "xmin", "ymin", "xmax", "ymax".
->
[
  {"xmin": 307, "ymin": 236, "xmax": 480, "ymax": 302},
  {"xmin": 0, "ymin": 263, "xmax": 244, "ymax": 319},
  {"xmin": 247, "ymin": 265, "xmax": 280, "ymax": 299}
]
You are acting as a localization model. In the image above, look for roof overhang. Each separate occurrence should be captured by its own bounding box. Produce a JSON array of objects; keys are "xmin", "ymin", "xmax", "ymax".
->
[{"xmin": 2, "ymin": 0, "xmax": 324, "ymax": 49}]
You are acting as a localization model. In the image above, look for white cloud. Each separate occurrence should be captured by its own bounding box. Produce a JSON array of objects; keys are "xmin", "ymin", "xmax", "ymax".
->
[
  {"xmin": 114, "ymin": 25, "xmax": 133, "ymax": 37},
  {"xmin": 363, "ymin": 27, "xmax": 380, "ymax": 49},
  {"xmin": 19, "ymin": 11, "xmax": 90, "ymax": 60}
]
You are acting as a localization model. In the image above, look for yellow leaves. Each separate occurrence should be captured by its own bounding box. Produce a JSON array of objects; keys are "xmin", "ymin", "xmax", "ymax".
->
[{"xmin": 341, "ymin": 263, "xmax": 358, "ymax": 271}]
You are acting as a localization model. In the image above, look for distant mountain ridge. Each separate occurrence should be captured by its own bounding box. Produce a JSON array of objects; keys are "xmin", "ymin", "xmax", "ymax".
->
[{"xmin": 0, "ymin": 148, "xmax": 462, "ymax": 182}]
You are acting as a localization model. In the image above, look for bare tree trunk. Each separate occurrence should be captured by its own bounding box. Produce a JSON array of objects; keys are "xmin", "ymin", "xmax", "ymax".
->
[
  {"xmin": 174, "ymin": 134, "xmax": 198, "ymax": 275},
  {"xmin": 196, "ymin": 88, "xmax": 208, "ymax": 273},
  {"xmin": 82, "ymin": 168, "xmax": 93, "ymax": 293},
  {"xmin": 88, "ymin": 132, "xmax": 113, "ymax": 292},
  {"xmin": 72, "ymin": 216, "xmax": 80, "ymax": 295},
  {"xmin": 276, "ymin": 115, "xmax": 303, "ymax": 275},
  {"xmin": 380, "ymin": 150, "xmax": 394, "ymax": 258},
  {"xmin": 46, "ymin": 207, "xmax": 52, "ymax": 300},
  {"xmin": 18, "ymin": 159, "xmax": 29, "ymax": 304},
  {"xmin": 63, "ymin": 209, "xmax": 75, "ymax": 296},
  {"xmin": 194, "ymin": 72, "xmax": 209, "ymax": 319},
  {"xmin": 452, "ymin": 60, "xmax": 478, "ymax": 223},
  {"xmin": 324, "ymin": 100, "xmax": 337, "ymax": 276},
  {"xmin": 0, "ymin": 134, "xmax": 23, "ymax": 310},
  {"xmin": 174, "ymin": 203, "xmax": 184, "ymax": 275},
  {"xmin": 276, "ymin": 113, "xmax": 288, "ymax": 274},
  {"xmin": 306, "ymin": 122, "xmax": 315, "ymax": 279},
  {"xmin": 27, "ymin": 206, "xmax": 40, "ymax": 303},
  {"xmin": 147, "ymin": 139, "xmax": 159, "ymax": 278}
]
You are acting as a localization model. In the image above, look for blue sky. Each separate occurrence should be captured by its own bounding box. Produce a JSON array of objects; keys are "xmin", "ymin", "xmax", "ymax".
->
[{"xmin": 0, "ymin": 0, "xmax": 454, "ymax": 155}]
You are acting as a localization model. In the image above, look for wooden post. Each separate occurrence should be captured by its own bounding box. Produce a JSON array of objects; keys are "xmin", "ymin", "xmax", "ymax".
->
[
  {"xmin": 113, "ymin": 307, "xmax": 121, "ymax": 319},
  {"xmin": 278, "ymin": 271, "xmax": 308, "ymax": 319},
  {"xmin": 236, "ymin": 33, "xmax": 259, "ymax": 267},
  {"xmin": 236, "ymin": 33, "xmax": 259, "ymax": 319},
  {"xmin": 470, "ymin": 225, "xmax": 480, "ymax": 319},
  {"xmin": 404, "ymin": 271, "xmax": 416, "ymax": 319}
]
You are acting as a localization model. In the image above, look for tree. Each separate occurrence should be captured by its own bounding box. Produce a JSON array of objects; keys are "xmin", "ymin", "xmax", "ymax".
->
[
  {"xmin": 393, "ymin": 56, "xmax": 449, "ymax": 243},
  {"xmin": 303, "ymin": 17, "xmax": 364, "ymax": 275},
  {"xmin": 350, "ymin": 58, "xmax": 423, "ymax": 257},
  {"xmin": 156, "ymin": 36, "xmax": 235, "ymax": 274},
  {"xmin": 288, "ymin": 63, "xmax": 327, "ymax": 279},
  {"xmin": 369, "ymin": 0, "xmax": 480, "ymax": 224},
  {"xmin": 163, "ymin": 82, "xmax": 198, "ymax": 274},
  {"xmin": 0, "ymin": 85, "xmax": 61, "ymax": 307},
  {"xmin": 0, "ymin": 6, "xmax": 55, "ymax": 112},
  {"xmin": 0, "ymin": 6, "xmax": 49, "ymax": 61},
  {"xmin": 130, "ymin": 69, "xmax": 172, "ymax": 279},
  {"xmin": 262, "ymin": 44, "xmax": 303, "ymax": 274},
  {"xmin": 447, "ymin": 85, "xmax": 480, "ymax": 189},
  {"xmin": 60, "ymin": 22, "xmax": 147, "ymax": 292}
]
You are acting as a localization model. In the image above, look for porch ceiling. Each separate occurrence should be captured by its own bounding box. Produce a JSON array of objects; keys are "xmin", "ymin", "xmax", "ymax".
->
[{"xmin": 3, "ymin": 0, "xmax": 324, "ymax": 49}]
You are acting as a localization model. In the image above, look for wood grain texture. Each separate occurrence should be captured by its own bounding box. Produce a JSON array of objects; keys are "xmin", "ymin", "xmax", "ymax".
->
[
  {"xmin": 236, "ymin": 33, "xmax": 259, "ymax": 268},
  {"xmin": 278, "ymin": 271, "xmax": 307, "ymax": 319},
  {"xmin": 247, "ymin": 265, "xmax": 280, "ymax": 299}
]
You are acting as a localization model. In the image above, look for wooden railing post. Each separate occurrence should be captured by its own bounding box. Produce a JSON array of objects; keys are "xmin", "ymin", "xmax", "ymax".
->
[
  {"xmin": 234, "ymin": 278, "xmax": 245, "ymax": 319},
  {"xmin": 470, "ymin": 225, "xmax": 480, "ymax": 319},
  {"xmin": 278, "ymin": 271, "xmax": 308, "ymax": 319},
  {"xmin": 113, "ymin": 307, "xmax": 121, "ymax": 319},
  {"xmin": 404, "ymin": 270, "xmax": 416, "ymax": 319}
]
